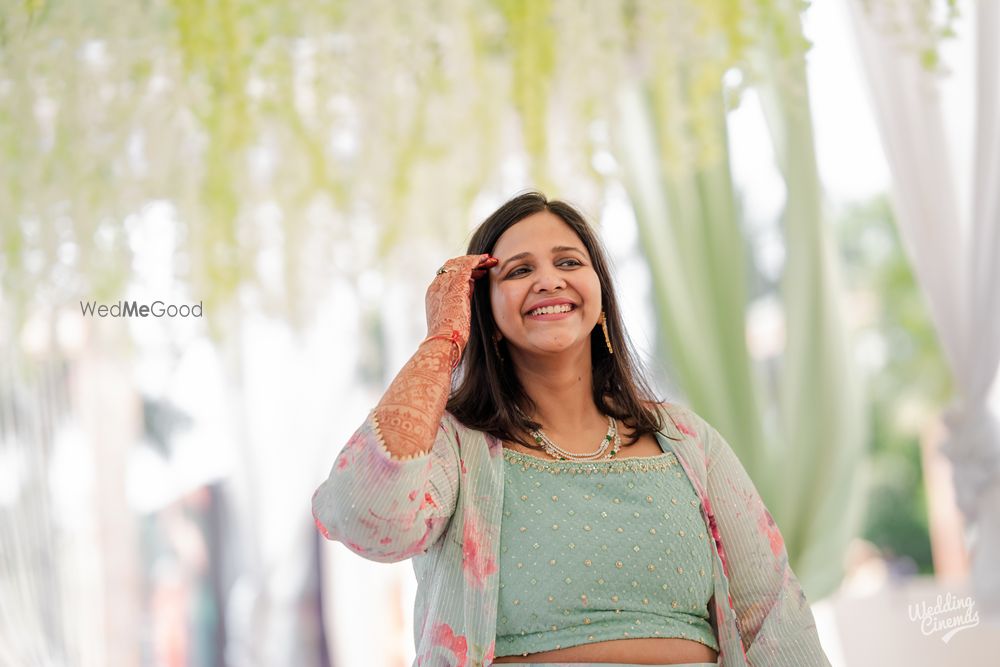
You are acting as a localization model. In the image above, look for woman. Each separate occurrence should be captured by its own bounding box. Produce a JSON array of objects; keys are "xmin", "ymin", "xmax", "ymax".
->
[{"xmin": 312, "ymin": 192, "xmax": 830, "ymax": 666}]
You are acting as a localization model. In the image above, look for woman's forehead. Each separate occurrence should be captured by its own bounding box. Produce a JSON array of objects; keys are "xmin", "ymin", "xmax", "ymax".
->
[{"xmin": 493, "ymin": 212, "xmax": 588, "ymax": 257}]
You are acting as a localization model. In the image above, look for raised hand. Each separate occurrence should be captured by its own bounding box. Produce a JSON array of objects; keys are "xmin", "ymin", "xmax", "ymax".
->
[
  {"xmin": 424, "ymin": 253, "xmax": 498, "ymax": 363},
  {"xmin": 374, "ymin": 253, "xmax": 496, "ymax": 459}
]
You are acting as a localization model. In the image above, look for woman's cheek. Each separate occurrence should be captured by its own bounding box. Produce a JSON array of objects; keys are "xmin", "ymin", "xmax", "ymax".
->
[{"xmin": 490, "ymin": 288, "xmax": 518, "ymax": 334}]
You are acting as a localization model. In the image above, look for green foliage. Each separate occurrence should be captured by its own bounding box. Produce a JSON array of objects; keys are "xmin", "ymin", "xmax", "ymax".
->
[
  {"xmin": 864, "ymin": 406, "xmax": 934, "ymax": 573},
  {"xmin": 492, "ymin": 0, "xmax": 556, "ymax": 188},
  {"xmin": 858, "ymin": 0, "xmax": 961, "ymax": 76},
  {"xmin": 834, "ymin": 195, "xmax": 952, "ymax": 573},
  {"xmin": 0, "ymin": 0, "xmax": 961, "ymax": 344}
]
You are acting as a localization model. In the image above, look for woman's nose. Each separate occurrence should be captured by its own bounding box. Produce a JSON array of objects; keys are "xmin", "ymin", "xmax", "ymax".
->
[{"xmin": 533, "ymin": 266, "xmax": 566, "ymax": 292}]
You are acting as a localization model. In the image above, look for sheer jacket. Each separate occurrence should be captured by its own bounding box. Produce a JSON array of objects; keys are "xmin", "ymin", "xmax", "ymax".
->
[{"xmin": 311, "ymin": 402, "xmax": 831, "ymax": 667}]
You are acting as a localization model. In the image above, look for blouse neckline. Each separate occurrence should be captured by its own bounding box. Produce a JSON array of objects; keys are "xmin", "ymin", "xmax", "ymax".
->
[{"xmin": 501, "ymin": 446, "xmax": 678, "ymax": 474}]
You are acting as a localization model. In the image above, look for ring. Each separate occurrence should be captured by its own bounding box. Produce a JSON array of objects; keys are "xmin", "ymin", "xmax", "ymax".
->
[{"xmin": 436, "ymin": 266, "xmax": 453, "ymax": 275}]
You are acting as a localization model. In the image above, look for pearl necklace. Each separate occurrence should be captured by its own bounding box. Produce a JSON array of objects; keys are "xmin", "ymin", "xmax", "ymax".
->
[{"xmin": 529, "ymin": 415, "xmax": 622, "ymax": 461}]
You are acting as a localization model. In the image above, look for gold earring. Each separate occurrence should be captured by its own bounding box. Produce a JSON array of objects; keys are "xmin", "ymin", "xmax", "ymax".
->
[
  {"xmin": 600, "ymin": 312, "xmax": 614, "ymax": 355},
  {"xmin": 493, "ymin": 335, "xmax": 504, "ymax": 361}
]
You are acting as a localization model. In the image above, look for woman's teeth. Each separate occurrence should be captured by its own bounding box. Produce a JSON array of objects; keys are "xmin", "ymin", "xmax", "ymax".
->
[{"xmin": 529, "ymin": 304, "xmax": 574, "ymax": 316}]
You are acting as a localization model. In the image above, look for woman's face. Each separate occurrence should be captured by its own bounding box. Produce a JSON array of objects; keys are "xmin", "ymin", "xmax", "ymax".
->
[{"xmin": 488, "ymin": 211, "xmax": 602, "ymax": 359}]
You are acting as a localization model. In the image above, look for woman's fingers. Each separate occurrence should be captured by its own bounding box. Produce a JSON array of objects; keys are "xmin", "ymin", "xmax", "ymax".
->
[
  {"xmin": 470, "ymin": 254, "xmax": 498, "ymax": 280},
  {"xmin": 425, "ymin": 254, "xmax": 496, "ymax": 343}
]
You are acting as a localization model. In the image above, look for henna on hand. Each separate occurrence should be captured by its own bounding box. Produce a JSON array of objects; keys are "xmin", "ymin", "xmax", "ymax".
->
[{"xmin": 375, "ymin": 253, "xmax": 497, "ymax": 460}]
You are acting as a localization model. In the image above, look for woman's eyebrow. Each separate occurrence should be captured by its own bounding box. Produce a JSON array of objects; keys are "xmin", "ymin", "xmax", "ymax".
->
[{"xmin": 497, "ymin": 245, "xmax": 584, "ymax": 272}]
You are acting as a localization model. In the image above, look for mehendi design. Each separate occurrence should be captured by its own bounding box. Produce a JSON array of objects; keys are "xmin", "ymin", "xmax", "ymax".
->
[
  {"xmin": 374, "ymin": 339, "xmax": 454, "ymax": 459},
  {"xmin": 375, "ymin": 253, "xmax": 494, "ymax": 461}
]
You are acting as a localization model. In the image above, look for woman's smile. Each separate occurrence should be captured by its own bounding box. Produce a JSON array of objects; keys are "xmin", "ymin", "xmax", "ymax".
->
[{"xmin": 525, "ymin": 304, "xmax": 576, "ymax": 320}]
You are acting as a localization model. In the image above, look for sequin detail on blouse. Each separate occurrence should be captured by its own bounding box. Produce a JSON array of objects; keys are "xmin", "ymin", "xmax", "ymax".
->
[{"xmin": 495, "ymin": 448, "xmax": 719, "ymax": 658}]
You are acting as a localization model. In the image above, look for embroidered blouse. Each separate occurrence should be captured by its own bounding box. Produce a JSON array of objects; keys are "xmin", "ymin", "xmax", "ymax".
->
[{"xmin": 494, "ymin": 448, "xmax": 718, "ymax": 657}]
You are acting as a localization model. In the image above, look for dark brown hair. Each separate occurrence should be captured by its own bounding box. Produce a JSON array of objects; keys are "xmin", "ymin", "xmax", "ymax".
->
[{"xmin": 446, "ymin": 191, "xmax": 668, "ymax": 450}]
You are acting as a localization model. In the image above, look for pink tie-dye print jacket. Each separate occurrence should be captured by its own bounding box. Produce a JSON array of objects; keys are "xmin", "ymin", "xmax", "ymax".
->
[{"xmin": 311, "ymin": 402, "xmax": 831, "ymax": 666}]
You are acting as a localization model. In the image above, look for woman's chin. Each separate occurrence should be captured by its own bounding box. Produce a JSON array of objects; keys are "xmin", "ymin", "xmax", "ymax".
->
[{"xmin": 517, "ymin": 337, "xmax": 589, "ymax": 356}]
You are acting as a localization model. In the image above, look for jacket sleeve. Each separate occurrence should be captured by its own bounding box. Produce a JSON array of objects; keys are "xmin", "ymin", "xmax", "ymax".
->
[
  {"xmin": 688, "ymin": 409, "xmax": 831, "ymax": 666},
  {"xmin": 311, "ymin": 409, "xmax": 461, "ymax": 563}
]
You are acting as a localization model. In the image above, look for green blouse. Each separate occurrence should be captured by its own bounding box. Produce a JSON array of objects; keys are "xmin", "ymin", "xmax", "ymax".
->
[{"xmin": 495, "ymin": 448, "xmax": 719, "ymax": 658}]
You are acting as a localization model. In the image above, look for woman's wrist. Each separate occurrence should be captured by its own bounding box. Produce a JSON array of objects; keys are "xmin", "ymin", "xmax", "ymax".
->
[{"xmin": 421, "ymin": 329, "xmax": 463, "ymax": 369}]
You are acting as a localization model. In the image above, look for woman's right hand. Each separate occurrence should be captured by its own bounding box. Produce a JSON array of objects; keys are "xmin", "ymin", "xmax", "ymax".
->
[{"xmin": 424, "ymin": 253, "xmax": 498, "ymax": 353}]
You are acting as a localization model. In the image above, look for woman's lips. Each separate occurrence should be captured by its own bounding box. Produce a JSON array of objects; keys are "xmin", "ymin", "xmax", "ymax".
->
[{"xmin": 525, "ymin": 305, "xmax": 577, "ymax": 320}]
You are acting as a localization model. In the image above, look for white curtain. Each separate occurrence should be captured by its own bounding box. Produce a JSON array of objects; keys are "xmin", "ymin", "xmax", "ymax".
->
[{"xmin": 848, "ymin": 0, "xmax": 1000, "ymax": 614}]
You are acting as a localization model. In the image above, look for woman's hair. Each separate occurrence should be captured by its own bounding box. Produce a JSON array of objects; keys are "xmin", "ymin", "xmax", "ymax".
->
[{"xmin": 446, "ymin": 191, "xmax": 668, "ymax": 450}]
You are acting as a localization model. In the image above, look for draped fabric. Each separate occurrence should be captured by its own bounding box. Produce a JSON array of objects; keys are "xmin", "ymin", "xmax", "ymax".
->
[
  {"xmin": 848, "ymin": 0, "xmax": 1000, "ymax": 614},
  {"xmin": 613, "ymin": 5, "xmax": 867, "ymax": 600}
]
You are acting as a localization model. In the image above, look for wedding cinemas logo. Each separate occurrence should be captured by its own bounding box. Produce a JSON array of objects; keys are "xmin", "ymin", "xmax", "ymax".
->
[
  {"xmin": 79, "ymin": 300, "xmax": 203, "ymax": 318},
  {"xmin": 907, "ymin": 592, "xmax": 980, "ymax": 643}
]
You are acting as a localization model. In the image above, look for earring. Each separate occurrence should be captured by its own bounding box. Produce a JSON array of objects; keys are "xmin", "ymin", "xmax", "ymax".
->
[
  {"xmin": 600, "ymin": 311, "xmax": 614, "ymax": 355},
  {"xmin": 493, "ymin": 335, "xmax": 504, "ymax": 362}
]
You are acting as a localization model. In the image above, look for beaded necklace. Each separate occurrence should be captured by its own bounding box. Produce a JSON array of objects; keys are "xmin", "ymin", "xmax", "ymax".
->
[{"xmin": 529, "ymin": 415, "xmax": 622, "ymax": 461}]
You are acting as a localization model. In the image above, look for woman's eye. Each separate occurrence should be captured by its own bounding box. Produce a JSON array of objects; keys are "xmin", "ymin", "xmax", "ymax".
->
[{"xmin": 507, "ymin": 259, "xmax": 580, "ymax": 278}]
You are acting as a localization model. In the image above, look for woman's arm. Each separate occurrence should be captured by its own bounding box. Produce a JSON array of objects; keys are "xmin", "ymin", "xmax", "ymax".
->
[
  {"xmin": 311, "ymin": 254, "xmax": 496, "ymax": 563},
  {"xmin": 683, "ymin": 407, "xmax": 831, "ymax": 666},
  {"xmin": 311, "ymin": 339, "xmax": 461, "ymax": 562}
]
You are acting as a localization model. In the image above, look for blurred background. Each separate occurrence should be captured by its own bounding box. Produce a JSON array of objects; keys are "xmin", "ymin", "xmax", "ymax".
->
[{"xmin": 2, "ymin": 0, "xmax": 999, "ymax": 665}]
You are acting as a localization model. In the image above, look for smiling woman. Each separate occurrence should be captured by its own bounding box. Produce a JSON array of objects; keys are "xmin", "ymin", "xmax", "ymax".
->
[
  {"xmin": 311, "ymin": 191, "xmax": 831, "ymax": 666},
  {"xmin": 449, "ymin": 193, "xmax": 666, "ymax": 458}
]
